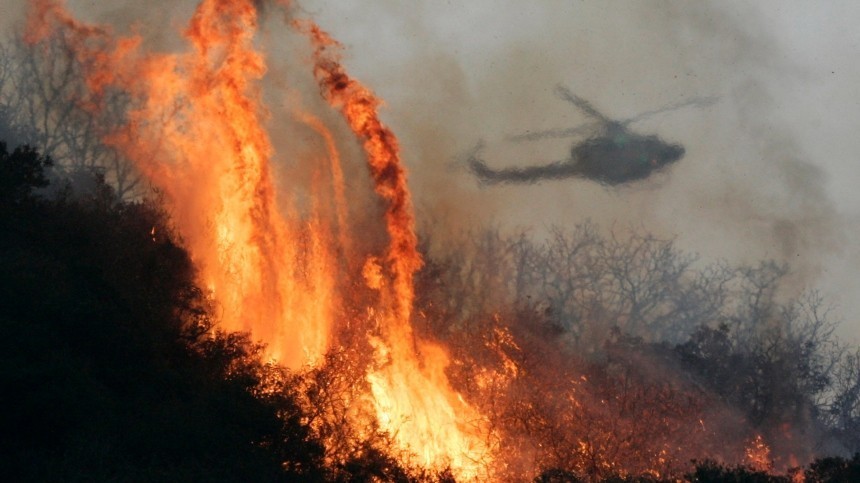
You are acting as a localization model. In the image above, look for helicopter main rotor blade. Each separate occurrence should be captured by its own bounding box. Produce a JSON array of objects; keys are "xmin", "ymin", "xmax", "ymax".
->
[
  {"xmin": 620, "ymin": 96, "xmax": 719, "ymax": 126},
  {"xmin": 506, "ymin": 122, "xmax": 599, "ymax": 142},
  {"xmin": 554, "ymin": 85, "xmax": 612, "ymax": 123}
]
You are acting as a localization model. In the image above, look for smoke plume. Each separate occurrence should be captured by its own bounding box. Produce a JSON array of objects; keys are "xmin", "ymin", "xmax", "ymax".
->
[{"xmin": 300, "ymin": 1, "xmax": 851, "ymax": 319}]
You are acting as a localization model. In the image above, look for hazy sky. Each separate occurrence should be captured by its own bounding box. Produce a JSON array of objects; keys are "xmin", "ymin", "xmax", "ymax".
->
[
  {"xmin": 303, "ymin": 0, "xmax": 860, "ymax": 341},
  {"xmin": 4, "ymin": 1, "xmax": 859, "ymax": 341},
  {"xmin": 305, "ymin": 1, "xmax": 860, "ymax": 211}
]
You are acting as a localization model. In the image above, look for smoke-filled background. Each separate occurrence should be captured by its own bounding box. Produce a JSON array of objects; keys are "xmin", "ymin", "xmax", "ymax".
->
[
  {"xmin": 295, "ymin": 0, "xmax": 860, "ymax": 344},
  {"xmin": 2, "ymin": 0, "xmax": 857, "ymax": 339}
]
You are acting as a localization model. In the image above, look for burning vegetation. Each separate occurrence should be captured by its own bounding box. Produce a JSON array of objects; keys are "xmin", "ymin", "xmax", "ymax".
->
[{"xmin": 1, "ymin": 1, "xmax": 860, "ymax": 482}]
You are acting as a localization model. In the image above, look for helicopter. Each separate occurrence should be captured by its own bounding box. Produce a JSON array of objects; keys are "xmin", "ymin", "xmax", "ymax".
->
[{"xmin": 466, "ymin": 85, "xmax": 717, "ymax": 186}]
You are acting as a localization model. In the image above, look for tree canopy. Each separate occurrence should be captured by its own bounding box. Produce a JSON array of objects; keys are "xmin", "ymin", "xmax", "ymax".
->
[{"xmin": 0, "ymin": 142, "xmax": 324, "ymax": 481}]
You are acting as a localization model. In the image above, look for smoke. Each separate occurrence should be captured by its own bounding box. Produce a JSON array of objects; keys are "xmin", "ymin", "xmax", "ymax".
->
[
  {"xmin": 2, "ymin": 0, "xmax": 852, "ymax": 295},
  {"xmin": 301, "ymin": 0, "xmax": 855, "ymax": 337}
]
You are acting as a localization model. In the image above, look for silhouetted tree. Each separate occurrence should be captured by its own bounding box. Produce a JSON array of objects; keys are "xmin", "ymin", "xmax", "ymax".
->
[
  {"xmin": 0, "ymin": 33, "xmax": 140, "ymax": 198},
  {"xmin": 804, "ymin": 453, "xmax": 860, "ymax": 482},
  {"xmin": 823, "ymin": 349, "xmax": 860, "ymax": 454},
  {"xmin": 0, "ymin": 141, "xmax": 52, "ymax": 204},
  {"xmin": 0, "ymin": 142, "xmax": 324, "ymax": 481},
  {"xmin": 686, "ymin": 460, "xmax": 788, "ymax": 483}
]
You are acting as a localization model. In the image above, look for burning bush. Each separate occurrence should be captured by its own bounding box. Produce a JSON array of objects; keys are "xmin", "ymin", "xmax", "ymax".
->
[{"xmin": 417, "ymin": 224, "xmax": 859, "ymax": 480}]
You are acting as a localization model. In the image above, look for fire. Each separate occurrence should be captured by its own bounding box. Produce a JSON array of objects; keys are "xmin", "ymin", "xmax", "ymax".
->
[
  {"xmin": 299, "ymin": 22, "xmax": 420, "ymax": 324},
  {"xmin": 745, "ymin": 434, "xmax": 773, "ymax": 473},
  {"xmin": 295, "ymin": 111, "xmax": 353, "ymax": 260},
  {"xmin": 301, "ymin": 21, "xmax": 492, "ymax": 476},
  {"xmin": 23, "ymin": 1, "xmax": 822, "ymax": 481},
  {"xmin": 25, "ymin": 0, "xmax": 491, "ymax": 478},
  {"xmin": 26, "ymin": 0, "xmax": 337, "ymax": 368}
]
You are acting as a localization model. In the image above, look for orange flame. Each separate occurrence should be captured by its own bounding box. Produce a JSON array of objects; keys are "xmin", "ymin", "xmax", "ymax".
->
[
  {"xmin": 301, "ymin": 21, "xmax": 492, "ymax": 478},
  {"xmin": 745, "ymin": 434, "xmax": 773, "ymax": 473},
  {"xmin": 24, "ymin": 2, "xmax": 816, "ymax": 481},
  {"xmin": 26, "ymin": 0, "xmax": 336, "ymax": 368},
  {"xmin": 28, "ymin": 0, "xmax": 492, "ymax": 477},
  {"xmin": 299, "ymin": 22, "xmax": 420, "ymax": 325},
  {"xmin": 295, "ymin": 111, "xmax": 353, "ymax": 260}
]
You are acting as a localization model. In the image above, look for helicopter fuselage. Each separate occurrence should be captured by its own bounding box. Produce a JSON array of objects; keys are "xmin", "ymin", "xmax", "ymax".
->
[
  {"xmin": 465, "ymin": 86, "xmax": 705, "ymax": 186},
  {"xmin": 570, "ymin": 132, "xmax": 685, "ymax": 185}
]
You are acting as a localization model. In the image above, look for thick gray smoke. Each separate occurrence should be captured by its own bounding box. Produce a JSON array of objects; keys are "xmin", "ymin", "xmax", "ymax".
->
[{"xmin": 303, "ymin": 0, "xmax": 859, "ymax": 342}]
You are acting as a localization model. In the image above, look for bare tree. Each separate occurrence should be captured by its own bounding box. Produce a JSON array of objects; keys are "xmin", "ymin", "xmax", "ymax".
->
[
  {"xmin": 420, "ymin": 223, "xmax": 857, "ymax": 477},
  {"xmin": 424, "ymin": 222, "xmax": 737, "ymax": 346},
  {"xmin": 823, "ymin": 347, "xmax": 860, "ymax": 453},
  {"xmin": 0, "ymin": 32, "xmax": 140, "ymax": 198}
]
